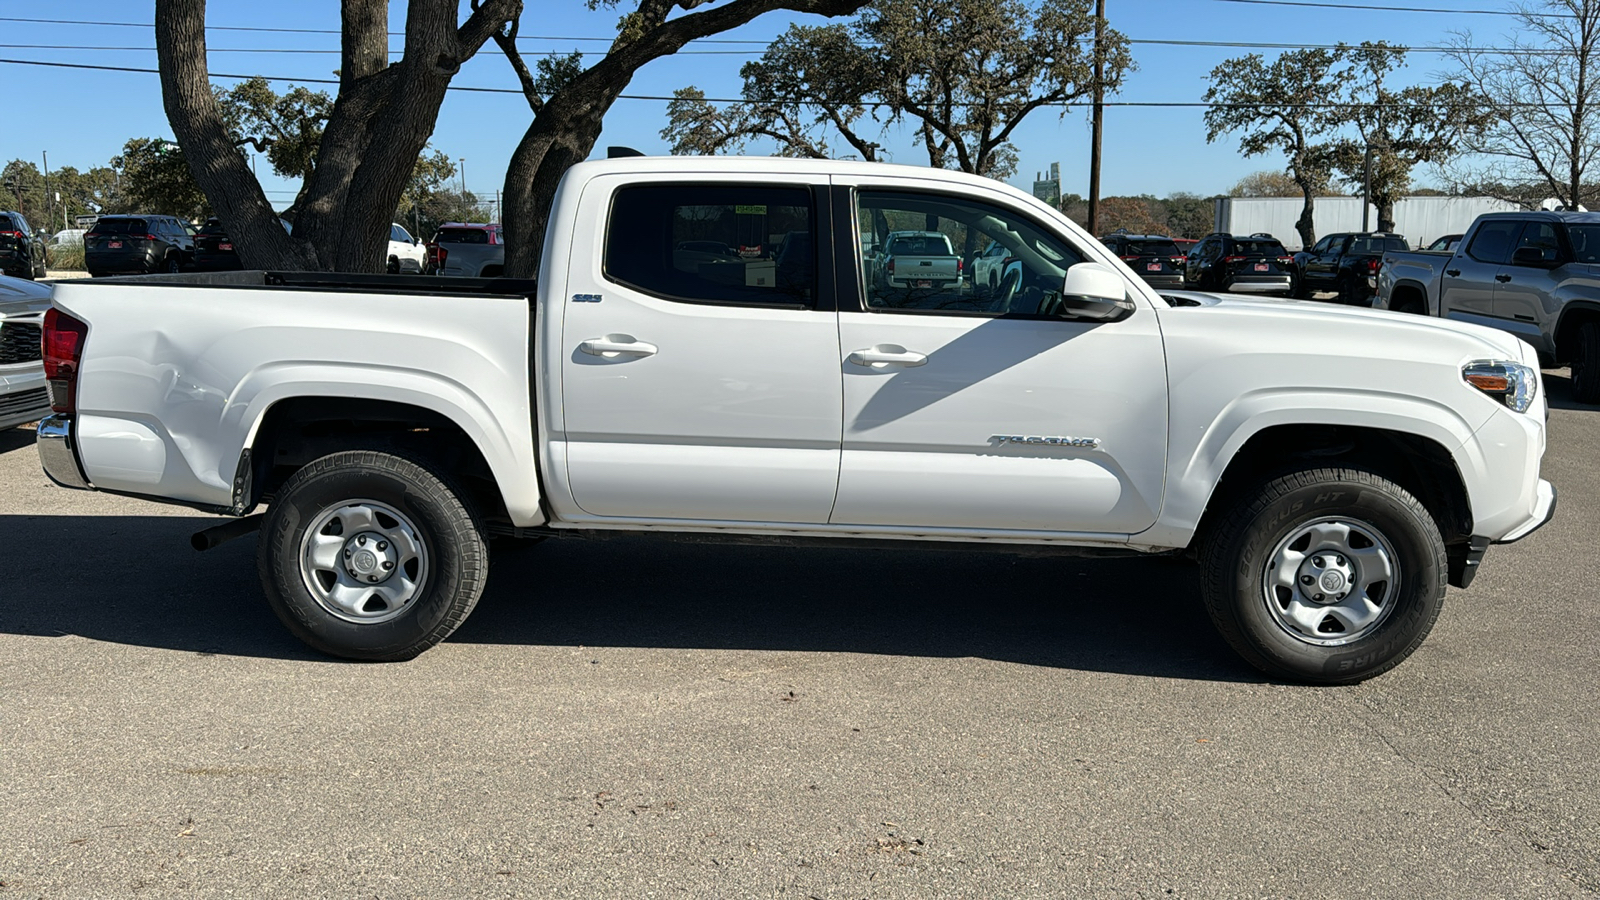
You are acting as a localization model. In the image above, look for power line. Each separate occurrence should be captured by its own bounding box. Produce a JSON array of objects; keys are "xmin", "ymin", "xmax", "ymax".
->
[
  {"xmin": 0, "ymin": 42, "xmax": 752, "ymax": 56},
  {"xmin": 0, "ymin": 56, "xmax": 1577, "ymax": 109},
  {"xmin": 1202, "ymin": 0, "xmax": 1558, "ymax": 15}
]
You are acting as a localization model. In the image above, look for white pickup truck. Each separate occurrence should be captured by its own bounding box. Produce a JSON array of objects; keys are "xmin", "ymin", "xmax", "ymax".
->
[{"xmin": 36, "ymin": 157, "xmax": 1555, "ymax": 683}]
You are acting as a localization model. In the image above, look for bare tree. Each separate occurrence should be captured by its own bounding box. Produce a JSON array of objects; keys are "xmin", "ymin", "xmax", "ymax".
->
[
  {"xmin": 1444, "ymin": 0, "xmax": 1600, "ymax": 210},
  {"xmin": 155, "ymin": 0, "xmax": 521, "ymax": 272},
  {"xmin": 662, "ymin": 0, "xmax": 1130, "ymax": 181},
  {"xmin": 486, "ymin": 0, "xmax": 870, "ymax": 280},
  {"xmin": 1204, "ymin": 48, "xmax": 1344, "ymax": 248}
]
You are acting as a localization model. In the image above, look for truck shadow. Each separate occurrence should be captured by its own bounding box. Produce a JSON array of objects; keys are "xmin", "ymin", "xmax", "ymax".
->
[
  {"xmin": 1541, "ymin": 368, "xmax": 1594, "ymax": 411},
  {"xmin": 0, "ymin": 426, "xmax": 38, "ymax": 455},
  {"xmin": 0, "ymin": 513, "xmax": 1255, "ymax": 683}
]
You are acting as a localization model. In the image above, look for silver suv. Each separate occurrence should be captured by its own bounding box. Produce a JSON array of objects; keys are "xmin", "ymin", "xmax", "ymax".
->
[{"xmin": 0, "ymin": 276, "xmax": 51, "ymax": 430}]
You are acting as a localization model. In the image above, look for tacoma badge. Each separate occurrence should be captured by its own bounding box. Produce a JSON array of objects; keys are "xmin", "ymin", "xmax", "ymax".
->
[{"xmin": 989, "ymin": 434, "xmax": 1102, "ymax": 449}]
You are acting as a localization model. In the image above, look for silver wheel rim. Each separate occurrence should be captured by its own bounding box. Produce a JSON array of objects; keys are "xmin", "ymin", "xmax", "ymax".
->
[
  {"xmin": 1261, "ymin": 517, "xmax": 1400, "ymax": 646},
  {"xmin": 298, "ymin": 499, "xmax": 429, "ymax": 625}
]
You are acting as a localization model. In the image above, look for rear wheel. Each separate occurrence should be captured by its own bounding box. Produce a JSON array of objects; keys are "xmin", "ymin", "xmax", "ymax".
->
[
  {"xmin": 387, "ymin": 256, "xmax": 400, "ymax": 275},
  {"xmin": 257, "ymin": 450, "xmax": 489, "ymax": 661},
  {"xmin": 162, "ymin": 255, "xmax": 180, "ymax": 274},
  {"xmin": 1572, "ymin": 321, "xmax": 1600, "ymax": 403},
  {"xmin": 1199, "ymin": 467, "xmax": 1446, "ymax": 684}
]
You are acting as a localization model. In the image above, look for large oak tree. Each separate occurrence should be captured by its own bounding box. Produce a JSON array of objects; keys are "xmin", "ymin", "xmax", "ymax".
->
[
  {"xmin": 155, "ymin": 0, "xmax": 522, "ymax": 272},
  {"xmin": 486, "ymin": 0, "xmax": 872, "ymax": 279}
]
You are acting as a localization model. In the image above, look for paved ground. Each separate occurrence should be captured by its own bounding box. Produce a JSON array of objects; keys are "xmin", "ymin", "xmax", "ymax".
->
[{"xmin": 1, "ymin": 374, "xmax": 1596, "ymax": 899}]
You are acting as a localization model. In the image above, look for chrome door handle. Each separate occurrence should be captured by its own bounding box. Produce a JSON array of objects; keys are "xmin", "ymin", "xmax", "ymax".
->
[
  {"xmin": 847, "ymin": 345, "xmax": 928, "ymax": 368},
  {"xmin": 1445, "ymin": 269, "xmax": 1461, "ymax": 277},
  {"xmin": 579, "ymin": 335, "xmax": 658, "ymax": 358}
]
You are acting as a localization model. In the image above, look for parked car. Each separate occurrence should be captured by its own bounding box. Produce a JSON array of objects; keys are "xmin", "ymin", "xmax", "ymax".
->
[
  {"xmin": 1426, "ymin": 234, "xmax": 1464, "ymax": 252},
  {"xmin": 427, "ymin": 223, "xmax": 504, "ymax": 277},
  {"xmin": 1291, "ymin": 232, "xmax": 1409, "ymax": 304},
  {"xmin": 35, "ymin": 156, "xmax": 1554, "ymax": 685},
  {"xmin": 1183, "ymin": 232, "xmax": 1295, "ymax": 295},
  {"xmin": 193, "ymin": 217, "xmax": 294, "ymax": 271},
  {"xmin": 0, "ymin": 274, "xmax": 51, "ymax": 429},
  {"xmin": 1100, "ymin": 233, "xmax": 1185, "ymax": 288},
  {"xmin": 84, "ymin": 214, "xmax": 197, "ymax": 276},
  {"xmin": 872, "ymin": 230, "xmax": 962, "ymax": 294},
  {"xmin": 0, "ymin": 211, "xmax": 48, "ymax": 280},
  {"xmin": 971, "ymin": 239, "xmax": 1011, "ymax": 294},
  {"xmin": 387, "ymin": 223, "xmax": 426, "ymax": 274},
  {"xmin": 1172, "ymin": 237, "xmax": 1197, "ymax": 256},
  {"xmin": 1377, "ymin": 210, "xmax": 1600, "ymax": 401},
  {"xmin": 48, "ymin": 228, "xmax": 87, "ymax": 249}
]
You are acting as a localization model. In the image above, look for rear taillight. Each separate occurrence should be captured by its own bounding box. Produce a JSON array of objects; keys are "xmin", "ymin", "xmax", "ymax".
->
[
  {"xmin": 1223, "ymin": 256, "xmax": 1246, "ymax": 262},
  {"xmin": 0, "ymin": 230, "xmax": 20, "ymax": 238},
  {"xmin": 1279, "ymin": 256, "xmax": 1295, "ymax": 264},
  {"xmin": 1121, "ymin": 255, "xmax": 1139, "ymax": 261},
  {"xmin": 887, "ymin": 258, "xmax": 896, "ymax": 275},
  {"xmin": 42, "ymin": 308, "xmax": 89, "ymax": 415},
  {"xmin": 957, "ymin": 258, "xmax": 964, "ymax": 273},
  {"xmin": 1366, "ymin": 257, "xmax": 1381, "ymax": 273}
]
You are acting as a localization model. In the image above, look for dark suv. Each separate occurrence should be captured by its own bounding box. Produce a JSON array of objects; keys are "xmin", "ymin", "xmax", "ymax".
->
[
  {"xmin": 427, "ymin": 223, "xmax": 504, "ymax": 277},
  {"xmin": 85, "ymin": 214, "xmax": 197, "ymax": 277},
  {"xmin": 1184, "ymin": 232, "xmax": 1295, "ymax": 295},
  {"xmin": 1100, "ymin": 232, "xmax": 1185, "ymax": 287},
  {"xmin": 0, "ymin": 211, "xmax": 47, "ymax": 279}
]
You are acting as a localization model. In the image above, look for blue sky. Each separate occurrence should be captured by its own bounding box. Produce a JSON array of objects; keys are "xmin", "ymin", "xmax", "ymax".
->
[{"xmin": 0, "ymin": 0, "xmax": 1518, "ymax": 211}]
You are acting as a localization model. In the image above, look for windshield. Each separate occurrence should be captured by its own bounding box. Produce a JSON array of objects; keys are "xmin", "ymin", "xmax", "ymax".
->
[
  {"xmin": 1348, "ymin": 235, "xmax": 1409, "ymax": 254},
  {"xmin": 89, "ymin": 218, "xmax": 148, "ymax": 235},
  {"xmin": 1124, "ymin": 239, "xmax": 1180, "ymax": 257},
  {"xmin": 1231, "ymin": 239, "xmax": 1287, "ymax": 257},
  {"xmin": 434, "ymin": 228, "xmax": 490, "ymax": 244}
]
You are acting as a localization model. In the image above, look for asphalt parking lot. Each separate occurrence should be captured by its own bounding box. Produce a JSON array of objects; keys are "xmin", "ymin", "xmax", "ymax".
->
[{"xmin": 2, "ymin": 374, "xmax": 1597, "ymax": 899}]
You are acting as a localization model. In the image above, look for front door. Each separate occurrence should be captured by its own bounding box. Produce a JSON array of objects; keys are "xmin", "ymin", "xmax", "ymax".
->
[
  {"xmin": 558, "ymin": 176, "xmax": 843, "ymax": 524},
  {"xmin": 1445, "ymin": 218, "xmax": 1522, "ymax": 320},
  {"xmin": 829, "ymin": 183, "xmax": 1168, "ymax": 535}
]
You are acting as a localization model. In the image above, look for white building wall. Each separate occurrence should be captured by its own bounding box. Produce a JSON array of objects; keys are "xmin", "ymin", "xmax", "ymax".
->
[{"xmin": 1212, "ymin": 196, "xmax": 1521, "ymax": 250}]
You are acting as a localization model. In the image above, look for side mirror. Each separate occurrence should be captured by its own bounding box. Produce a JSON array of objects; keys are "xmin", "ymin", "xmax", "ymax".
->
[
  {"xmin": 1511, "ymin": 246, "xmax": 1562, "ymax": 268},
  {"xmin": 1059, "ymin": 262, "xmax": 1136, "ymax": 321}
]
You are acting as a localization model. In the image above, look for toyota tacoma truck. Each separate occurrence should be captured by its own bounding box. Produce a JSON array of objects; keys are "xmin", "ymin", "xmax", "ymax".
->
[
  {"xmin": 36, "ymin": 157, "xmax": 1555, "ymax": 684},
  {"xmin": 1376, "ymin": 210, "xmax": 1600, "ymax": 401}
]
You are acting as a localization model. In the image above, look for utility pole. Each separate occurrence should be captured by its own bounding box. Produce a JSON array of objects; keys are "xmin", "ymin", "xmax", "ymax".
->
[
  {"xmin": 1361, "ymin": 145, "xmax": 1372, "ymax": 232},
  {"xmin": 42, "ymin": 150, "xmax": 52, "ymax": 234},
  {"xmin": 1087, "ymin": 0, "xmax": 1105, "ymax": 236}
]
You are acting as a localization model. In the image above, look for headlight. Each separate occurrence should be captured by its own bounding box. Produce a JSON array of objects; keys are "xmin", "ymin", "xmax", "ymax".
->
[{"xmin": 1463, "ymin": 360, "xmax": 1538, "ymax": 413}]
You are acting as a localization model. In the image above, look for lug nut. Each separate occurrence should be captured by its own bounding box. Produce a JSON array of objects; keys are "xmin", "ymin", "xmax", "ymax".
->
[
  {"xmin": 1301, "ymin": 575, "xmax": 1315, "ymax": 585},
  {"xmin": 377, "ymin": 541, "xmax": 388, "ymax": 552},
  {"xmin": 382, "ymin": 561, "xmax": 394, "ymax": 570},
  {"xmin": 1313, "ymin": 556, "xmax": 1324, "ymax": 567},
  {"xmin": 368, "ymin": 575, "xmax": 379, "ymax": 583},
  {"xmin": 358, "ymin": 535, "xmax": 367, "ymax": 546},
  {"xmin": 344, "ymin": 548, "xmax": 352, "ymax": 558},
  {"xmin": 1313, "ymin": 593, "xmax": 1324, "ymax": 602}
]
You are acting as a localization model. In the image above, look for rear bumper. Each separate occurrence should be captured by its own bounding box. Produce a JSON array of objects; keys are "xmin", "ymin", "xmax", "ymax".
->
[
  {"xmin": 86, "ymin": 248, "xmax": 157, "ymax": 274},
  {"xmin": 1, "ymin": 367, "xmax": 50, "ymax": 430},
  {"xmin": 36, "ymin": 413, "xmax": 92, "ymax": 490},
  {"xmin": 1137, "ymin": 273, "xmax": 1184, "ymax": 287}
]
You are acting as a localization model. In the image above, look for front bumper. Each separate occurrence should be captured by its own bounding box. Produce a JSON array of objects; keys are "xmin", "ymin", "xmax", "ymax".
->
[
  {"xmin": 1497, "ymin": 478, "xmax": 1557, "ymax": 544},
  {"xmin": 1451, "ymin": 480, "xmax": 1556, "ymax": 589},
  {"xmin": 36, "ymin": 414, "xmax": 92, "ymax": 490},
  {"xmin": 1, "ymin": 368, "xmax": 51, "ymax": 430}
]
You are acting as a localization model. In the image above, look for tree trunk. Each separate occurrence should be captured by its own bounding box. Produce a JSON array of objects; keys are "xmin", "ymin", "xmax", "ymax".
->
[
  {"xmin": 501, "ymin": 81, "xmax": 623, "ymax": 279},
  {"xmin": 155, "ymin": 0, "xmax": 318, "ymax": 270},
  {"xmin": 1295, "ymin": 184, "xmax": 1316, "ymax": 249},
  {"xmin": 1377, "ymin": 201, "xmax": 1396, "ymax": 233}
]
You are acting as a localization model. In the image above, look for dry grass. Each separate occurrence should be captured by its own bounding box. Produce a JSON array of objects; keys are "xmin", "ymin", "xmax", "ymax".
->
[{"xmin": 45, "ymin": 243, "xmax": 84, "ymax": 270}]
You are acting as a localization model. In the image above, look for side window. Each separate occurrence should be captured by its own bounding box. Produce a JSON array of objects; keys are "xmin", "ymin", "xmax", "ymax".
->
[
  {"xmin": 1310, "ymin": 236, "xmax": 1332, "ymax": 255},
  {"xmin": 1511, "ymin": 221, "xmax": 1562, "ymax": 265},
  {"xmin": 855, "ymin": 189, "xmax": 1085, "ymax": 317},
  {"xmin": 605, "ymin": 184, "xmax": 815, "ymax": 307},
  {"xmin": 1466, "ymin": 220, "xmax": 1523, "ymax": 265}
]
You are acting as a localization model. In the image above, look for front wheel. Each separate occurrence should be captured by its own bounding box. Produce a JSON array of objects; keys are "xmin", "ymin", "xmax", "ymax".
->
[
  {"xmin": 1199, "ymin": 467, "xmax": 1446, "ymax": 684},
  {"xmin": 1571, "ymin": 320, "xmax": 1600, "ymax": 404},
  {"xmin": 257, "ymin": 450, "xmax": 489, "ymax": 661}
]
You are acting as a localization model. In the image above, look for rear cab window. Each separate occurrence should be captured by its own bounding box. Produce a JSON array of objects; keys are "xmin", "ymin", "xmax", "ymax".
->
[
  {"xmin": 1467, "ymin": 220, "xmax": 1523, "ymax": 264},
  {"xmin": 434, "ymin": 228, "xmax": 490, "ymax": 244},
  {"xmin": 604, "ymin": 184, "xmax": 816, "ymax": 308}
]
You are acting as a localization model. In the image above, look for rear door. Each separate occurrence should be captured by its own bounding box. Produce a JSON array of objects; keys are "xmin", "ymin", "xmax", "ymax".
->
[
  {"xmin": 1444, "ymin": 219, "xmax": 1521, "ymax": 320},
  {"xmin": 557, "ymin": 175, "xmax": 844, "ymax": 524},
  {"xmin": 830, "ymin": 181, "xmax": 1167, "ymax": 535},
  {"xmin": 1305, "ymin": 235, "xmax": 1342, "ymax": 287}
]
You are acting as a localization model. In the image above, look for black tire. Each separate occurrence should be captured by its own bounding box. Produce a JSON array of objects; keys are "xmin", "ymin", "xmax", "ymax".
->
[
  {"xmin": 257, "ymin": 450, "xmax": 489, "ymax": 661},
  {"xmin": 1571, "ymin": 321, "xmax": 1600, "ymax": 404},
  {"xmin": 1199, "ymin": 467, "xmax": 1446, "ymax": 684},
  {"xmin": 386, "ymin": 256, "xmax": 400, "ymax": 275},
  {"xmin": 162, "ymin": 255, "xmax": 180, "ymax": 274},
  {"xmin": 1290, "ymin": 276, "xmax": 1307, "ymax": 300}
]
